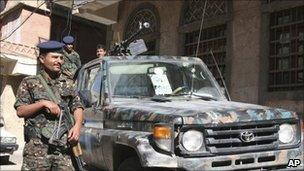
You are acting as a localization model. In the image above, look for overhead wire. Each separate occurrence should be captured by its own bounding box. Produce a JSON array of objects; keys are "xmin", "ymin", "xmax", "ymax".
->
[
  {"xmin": 67, "ymin": 0, "xmax": 75, "ymax": 36},
  {"xmin": 68, "ymin": 0, "xmax": 105, "ymax": 41},
  {"xmin": 1, "ymin": 0, "xmax": 77, "ymax": 45},
  {"xmin": 2, "ymin": 0, "xmax": 109, "ymax": 43},
  {"xmin": 60, "ymin": 0, "xmax": 74, "ymax": 40},
  {"xmin": 0, "ymin": 1, "xmax": 47, "ymax": 42}
]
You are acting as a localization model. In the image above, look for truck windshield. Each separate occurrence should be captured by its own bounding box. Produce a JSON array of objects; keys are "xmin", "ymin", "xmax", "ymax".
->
[{"xmin": 108, "ymin": 61, "xmax": 224, "ymax": 100}]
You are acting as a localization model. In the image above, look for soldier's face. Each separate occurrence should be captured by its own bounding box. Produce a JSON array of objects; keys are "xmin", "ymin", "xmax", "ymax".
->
[
  {"xmin": 66, "ymin": 44, "xmax": 74, "ymax": 52},
  {"xmin": 39, "ymin": 52, "xmax": 64, "ymax": 73},
  {"xmin": 97, "ymin": 48, "xmax": 106, "ymax": 58}
]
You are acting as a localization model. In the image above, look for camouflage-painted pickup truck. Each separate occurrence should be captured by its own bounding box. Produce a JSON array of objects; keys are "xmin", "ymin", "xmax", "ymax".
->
[{"xmin": 77, "ymin": 56, "xmax": 303, "ymax": 171}]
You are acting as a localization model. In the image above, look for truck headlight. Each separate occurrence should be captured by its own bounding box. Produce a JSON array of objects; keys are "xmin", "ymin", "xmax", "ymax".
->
[
  {"xmin": 279, "ymin": 124, "xmax": 295, "ymax": 144},
  {"xmin": 182, "ymin": 130, "xmax": 204, "ymax": 152},
  {"xmin": 0, "ymin": 137, "xmax": 17, "ymax": 144}
]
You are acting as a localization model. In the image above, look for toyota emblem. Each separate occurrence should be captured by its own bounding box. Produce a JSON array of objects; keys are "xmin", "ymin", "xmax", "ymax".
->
[{"xmin": 240, "ymin": 131, "xmax": 254, "ymax": 142}]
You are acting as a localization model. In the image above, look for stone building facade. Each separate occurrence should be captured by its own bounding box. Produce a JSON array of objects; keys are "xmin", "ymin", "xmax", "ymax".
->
[
  {"xmin": 0, "ymin": 0, "xmax": 108, "ymax": 146},
  {"xmin": 111, "ymin": 0, "xmax": 304, "ymax": 113},
  {"xmin": 50, "ymin": 12, "xmax": 108, "ymax": 64},
  {"xmin": 0, "ymin": 1, "xmax": 50, "ymax": 146}
]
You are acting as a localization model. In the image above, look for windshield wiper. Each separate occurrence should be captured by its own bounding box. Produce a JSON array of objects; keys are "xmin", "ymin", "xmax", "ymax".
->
[
  {"xmin": 191, "ymin": 93, "xmax": 218, "ymax": 101},
  {"xmin": 112, "ymin": 95, "xmax": 145, "ymax": 99},
  {"xmin": 151, "ymin": 95, "xmax": 172, "ymax": 102}
]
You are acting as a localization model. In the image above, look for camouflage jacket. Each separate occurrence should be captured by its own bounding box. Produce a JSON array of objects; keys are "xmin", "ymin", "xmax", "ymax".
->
[
  {"xmin": 14, "ymin": 70, "xmax": 83, "ymax": 141},
  {"xmin": 61, "ymin": 50, "xmax": 81, "ymax": 79}
]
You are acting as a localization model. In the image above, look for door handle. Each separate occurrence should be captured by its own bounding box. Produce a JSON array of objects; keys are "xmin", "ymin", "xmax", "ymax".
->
[{"xmin": 96, "ymin": 133, "xmax": 102, "ymax": 142}]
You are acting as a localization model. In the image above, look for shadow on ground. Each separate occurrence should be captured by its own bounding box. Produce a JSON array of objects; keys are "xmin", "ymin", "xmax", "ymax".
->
[{"xmin": 0, "ymin": 156, "xmax": 17, "ymax": 165}]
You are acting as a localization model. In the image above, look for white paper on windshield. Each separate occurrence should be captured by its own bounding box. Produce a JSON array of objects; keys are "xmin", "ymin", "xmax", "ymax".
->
[{"xmin": 149, "ymin": 74, "xmax": 172, "ymax": 95}]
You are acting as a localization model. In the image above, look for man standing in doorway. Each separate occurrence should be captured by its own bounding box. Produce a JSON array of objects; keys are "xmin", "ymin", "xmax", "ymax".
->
[
  {"xmin": 62, "ymin": 36, "xmax": 81, "ymax": 79},
  {"xmin": 14, "ymin": 40, "xmax": 84, "ymax": 170}
]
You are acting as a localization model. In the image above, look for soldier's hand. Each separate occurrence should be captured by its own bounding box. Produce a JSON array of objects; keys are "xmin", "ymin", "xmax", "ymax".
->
[
  {"xmin": 62, "ymin": 69, "xmax": 72, "ymax": 77},
  {"xmin": 68, "ymin": 124, "xmax": 81, "ymax": 143},
  {"xmin": 41, "ymin": 100, "xmax": 60, "ymax": 116}
]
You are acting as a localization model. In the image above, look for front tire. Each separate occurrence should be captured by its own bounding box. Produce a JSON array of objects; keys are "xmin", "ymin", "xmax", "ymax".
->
[
  {"xmin": 117, "ymin": 157, "xmax": 142, "ymax": 171},
  {"xmin": 0, "ymin": 155, "xmax": 10, "ymax": 164}
]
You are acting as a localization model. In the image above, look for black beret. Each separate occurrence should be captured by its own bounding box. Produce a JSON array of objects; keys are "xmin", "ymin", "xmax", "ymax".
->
[
  {"xmin": 62, "ymin": 36, "xmax": 74, "ymax": 44},
  {"xmin": 37, "ymin": 41, "xmax": 64, "ymax": 54}
]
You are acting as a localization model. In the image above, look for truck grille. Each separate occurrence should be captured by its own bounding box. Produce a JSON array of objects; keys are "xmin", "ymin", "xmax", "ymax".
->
[{"xmin": 204, "ymin": 122, "xmax": 280, "ymax": 154}]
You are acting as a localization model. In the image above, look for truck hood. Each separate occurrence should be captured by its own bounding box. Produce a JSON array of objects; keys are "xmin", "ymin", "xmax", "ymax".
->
[{"xmin": 105, "ymin": 99, "xmax": 298, "ymax": 124}]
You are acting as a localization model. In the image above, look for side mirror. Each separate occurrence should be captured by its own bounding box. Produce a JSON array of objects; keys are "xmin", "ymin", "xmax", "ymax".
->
[{"xmin": 79, "ymin": 90, "xmax": 93, "ymax": 107}]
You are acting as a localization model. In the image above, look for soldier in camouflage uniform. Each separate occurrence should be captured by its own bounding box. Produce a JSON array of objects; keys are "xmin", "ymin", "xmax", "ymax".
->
[
  {"xmin": 14, "ymin": 40, "xmax": 84, "ymax": 171},
  {"xmin": 61, "ymin": 36, "xmax": 81, "ymax": 79},
  {"xmin": 96, "ymin": 44, "xmax": 107, "ymax": 59}
]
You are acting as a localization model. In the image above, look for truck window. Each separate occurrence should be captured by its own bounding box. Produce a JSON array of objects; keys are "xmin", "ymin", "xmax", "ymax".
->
[{"xmin": 82, "ymin": 66, "xmax": 101, "ymax": 105}]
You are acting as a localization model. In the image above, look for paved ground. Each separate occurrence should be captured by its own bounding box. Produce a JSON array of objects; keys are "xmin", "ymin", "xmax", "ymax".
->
[
  {"xmin": 0, "ymin": 146, "xmax": 100, "ymax": 171},
  {"xmin": 0, "ymin": 143, "xmax": 120, "ymax": 171},
  {"xmin": 0, "ymin": 146, "xmax": 23, "ymax": 171}
]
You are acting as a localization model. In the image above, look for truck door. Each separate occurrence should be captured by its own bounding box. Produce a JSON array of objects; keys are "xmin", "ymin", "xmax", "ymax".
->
[{"xmin": 78, "ymin": 64, "xmax": 106, "ymax": 169}]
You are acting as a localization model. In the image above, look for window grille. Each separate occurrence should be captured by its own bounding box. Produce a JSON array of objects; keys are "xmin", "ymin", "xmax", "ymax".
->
[
  {"xmin": 182, "ymin": 0, "xmax": 227, "ymax": 25},
  {"xmin": 125, "ymin": 5, "xmax": 159, "ymax": 55},
  {"xmin": 182, "ymin": 0, "xmax": 227, "ymax": 86},
  {"xmin": 125, "ymin": 8, "xmax": 157, "ymax": 39},
  {"xmin": 184, "ymin": 25, "xmax": 227, "ymax": 86},
  {"xmin": 268, "ymin": 6, "xmax": 304, "ymax": 91}
]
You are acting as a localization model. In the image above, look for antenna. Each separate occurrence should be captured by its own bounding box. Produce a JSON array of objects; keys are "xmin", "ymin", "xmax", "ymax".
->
[
  {"xmin": 190, "ymin": 0, "xmax": 208, "ymax": 97},
  {"xmin": 194, "ymin": 0, "xmax": 208, "ymax": 58},
  {"xmin": 210, "ymin": 50, "xmax": 231, "ymax": 101},
  {"xmin": 190, "ymin": 67, "xmax": 195, "ymax": 96}
]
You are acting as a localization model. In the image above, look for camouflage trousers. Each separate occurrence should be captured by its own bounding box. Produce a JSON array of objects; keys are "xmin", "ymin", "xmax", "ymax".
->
[{"xmin": 21, "ymin": 138, "xmax": 74, "ymax": 171}]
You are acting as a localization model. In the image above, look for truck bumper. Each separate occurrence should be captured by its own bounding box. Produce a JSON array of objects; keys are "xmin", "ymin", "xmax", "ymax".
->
[
  {"xmin": 177, "ymin": 148, "xmax": 303, "ymax": 170},
  {"xmin": 0, "ymin": 143, "xmax": 19, "ymax": 155},
  {"xmin": 137, "ymin": 139, "xmax": 303, "ymax": 171}
]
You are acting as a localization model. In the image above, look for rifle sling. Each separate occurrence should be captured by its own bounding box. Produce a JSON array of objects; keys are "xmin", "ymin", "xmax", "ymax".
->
[
  {"xmin": 37, "ymin": 74, "xmax": 75, "ymax": 125},
  {"xmin": 37, "ymin": 74, "xmax": 85, "ymax": 170},
  {"xmin": 37, "ymin": 74, "xmax": 60, "ymax": 104}
]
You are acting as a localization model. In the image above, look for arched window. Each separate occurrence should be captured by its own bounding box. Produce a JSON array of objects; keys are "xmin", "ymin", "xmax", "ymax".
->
[
  {"xmin": 181, "ymin": 0, "xmax": 228, "ymax": 86},
  {"xmin": 125, "ymin": 3, "xmax": 159, "ymax": 55}
]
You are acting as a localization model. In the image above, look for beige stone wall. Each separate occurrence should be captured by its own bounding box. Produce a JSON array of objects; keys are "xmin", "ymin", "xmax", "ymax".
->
[
  {"xmin": 265, "ymin": 100, "xmax": 304, "ymax": 114},
  {"xmin": 0, "ymin": 0, "xmax": 48, "ymax": 15},
  {"xmin": 20, "ymin": 9, "xmax": 51, "ymax": 50},
  {"xmin": 230, "ymin": 0, "xmax": 262, "ymax": 104},
  {"xmin": 155, "ymin": 0, "xmax": 182, "ymax": 55},
  {"xmin": 1, "ymin": 4, "xmax": 50, "ymax": 147},
  {"xmin": 1, "ymin": 75, "xmax": 25, "ymax": 146}
]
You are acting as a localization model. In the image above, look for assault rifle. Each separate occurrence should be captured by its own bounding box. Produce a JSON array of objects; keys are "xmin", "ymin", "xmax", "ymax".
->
[
  {"xmin": 109, "ymin": 22, "xmax": 150, "ymax": 56},
  {"xmin": 49, "ymin": 102, "xmax": 85, "ymax": 171},
  {"xmin": 37, "ymin": 75, "xmax": 85, "ymax": 171}
]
